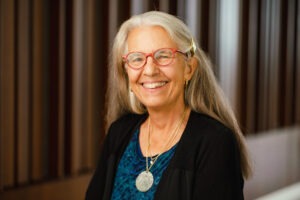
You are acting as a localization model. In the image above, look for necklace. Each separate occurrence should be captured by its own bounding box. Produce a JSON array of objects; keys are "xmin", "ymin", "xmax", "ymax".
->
[{"xmin": 135, "ymin": 108, "xmax": 187, "ymax": 192}]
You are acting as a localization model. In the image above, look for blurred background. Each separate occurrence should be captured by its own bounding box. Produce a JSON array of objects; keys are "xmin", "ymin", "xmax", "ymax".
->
[{"xmin": 0, "ymin": 0, "xmax": 299, "ymax": 199}]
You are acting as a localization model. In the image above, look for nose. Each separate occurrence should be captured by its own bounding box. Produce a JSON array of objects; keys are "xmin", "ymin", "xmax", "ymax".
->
[{"xmin": 143, "ymin": 56, "xmax": 159, "ymax": 76}]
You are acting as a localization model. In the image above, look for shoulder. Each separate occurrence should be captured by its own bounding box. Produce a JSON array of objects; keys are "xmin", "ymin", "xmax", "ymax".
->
[
  {"xmin": 105, "ymin": 113, "xmax": 147, "ymax": 145},
  {"xmin": 189, "ymin": 111, "xmax": 232, "ymax": 134},
  {"xmin": 172, "ymin": 111, "xmax": 240, "ymax": 170},
  {"xmin": 110, "ymin": 113, "xmax": 146, "ymax": 128},
  {"xmin": 186, "ymin": 111, "xmax": 237, "ymax": 146}
]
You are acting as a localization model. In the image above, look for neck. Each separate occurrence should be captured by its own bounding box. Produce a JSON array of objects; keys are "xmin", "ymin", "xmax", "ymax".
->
[
  {"xmin": 147, "ymin": 104, "xmax": 189, "ymax": 134},
  {"xmin": 145, "ymin": 105, "xmax": 189, "ymax": 157}
]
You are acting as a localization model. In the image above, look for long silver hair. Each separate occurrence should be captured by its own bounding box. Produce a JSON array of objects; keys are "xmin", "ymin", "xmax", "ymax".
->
[{"xmin": 105, "ymin": 11, "xmax": 252, "ymax": 179}]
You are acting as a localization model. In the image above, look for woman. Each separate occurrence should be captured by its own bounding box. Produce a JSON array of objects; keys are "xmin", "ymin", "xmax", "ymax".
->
[{"xmin": 86, "ymin": 11, "xmax": 251, "ymax": 200}]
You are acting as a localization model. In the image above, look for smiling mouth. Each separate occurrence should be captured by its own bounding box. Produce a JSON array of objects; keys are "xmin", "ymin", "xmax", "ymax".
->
[{"xmin": 142, "ymin": 81, "xmax": 168, "ymax": 89}]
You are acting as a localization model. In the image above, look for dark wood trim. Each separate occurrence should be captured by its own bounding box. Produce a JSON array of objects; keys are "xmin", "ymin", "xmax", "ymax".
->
[
  {"xmin": 295, "ymin": 0, "xmax": 300, "ymax": 123},
  {"xmin": 64, "ymin": 0, "xmax": 73, "ymax": 176},
  {"xmin": 31, "ymin": 0, "xmax": 45, "ymax": 182},
  {"xmin": 48, "ymin": 0, "xmax": 60, "ymax": 178}
]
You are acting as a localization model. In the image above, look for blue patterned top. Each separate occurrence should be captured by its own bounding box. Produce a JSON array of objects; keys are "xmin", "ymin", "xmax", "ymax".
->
[{"xmin": 111, "ymin": 128, "xmax": 177, "ymax": 200}]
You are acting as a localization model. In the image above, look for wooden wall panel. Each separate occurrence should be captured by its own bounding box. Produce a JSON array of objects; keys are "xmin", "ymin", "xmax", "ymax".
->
[
  {"xmin": 0, "ymin": 0, "xmax": 299, "ymax": 196},
  {"xmin": 238, "ymin": 0, "xmax": 299, "ymax": 133}
]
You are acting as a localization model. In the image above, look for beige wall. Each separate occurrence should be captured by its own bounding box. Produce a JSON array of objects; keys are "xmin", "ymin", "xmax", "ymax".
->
[{"xmin": 244, "ymin": 127, "xmax": 300, "ymax": 199}]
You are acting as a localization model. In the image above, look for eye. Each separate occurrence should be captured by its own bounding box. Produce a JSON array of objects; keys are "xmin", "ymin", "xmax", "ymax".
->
[
  {"xmin": 127, "ymin": 53, "xmax": 145, "ymax": 63},
  {"xmin": 155, "ymin": 49, "xmax": 173, "ymax": 62}
]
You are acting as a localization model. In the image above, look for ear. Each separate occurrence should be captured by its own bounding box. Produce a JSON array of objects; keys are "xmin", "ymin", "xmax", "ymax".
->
[{"xmin": 184, "ymin": 57, "xmax": 197, "ymax": 81}]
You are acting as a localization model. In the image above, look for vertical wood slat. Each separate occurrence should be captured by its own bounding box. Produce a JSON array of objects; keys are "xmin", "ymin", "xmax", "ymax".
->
[
  {"xmin": 84, "ymin": 0, "xmax": 97, "ymax": 170},
  {"xmin": 80, "ymin": 1, "xmax": 89, "ymax": 173},
  {"xmin": 64, "ymin": 0, "xmax": 74, "ymax": 176},
  {"xmin": 91, "ymin": 0, "xmax": 109, "ymax": 165},
  {"xmin": 198, "ymin": 0, "xmax": 210, "ymax": 52},
  {"xmin": 218, "ymin": 0, "xmax": 240, "ymax": 110},
  {"xmin": 131, "ymin": 0, "xmax": 148, "ymax": 14},
  {"xmin": 168, "ymin": 0, "xmax": 177, "ymax": 15},
  {"xmin": 208, "ymin": 0, "xmax": 220, "ymax": 74},
  {"xmin": 108, "ymin": 0, "xmax": 118, "ymax": 48},
  {"xmin": 48, "ymin": 0, "xmax": 60, "ymax": 178},
  {"xmin": 159, "ymin": 0, "xmax": 169, "ymax": 13},
  {"xmin": 0, "ymin": 0, "xmax": 16, "ymax": 188},
  {"xmin": 117, "ymin": 0, "xmax": 130, "ymax": 27},
  {"xmin": 176, "ymin": 0, "xmax": 186, "ymax": 19},
  {"xmin": 283, "ymin": 0, "xmax": 296, "ymax": 125},
  {"xmin": 267, "ymin": 0, "xmax": 280, "ymax": 129},
  {"xmin": 185, "ymin": 0, "xmax": 200, "ymax": 38},
  {"xmin": 149, "ymin": 0, "xmax": 160, "ymax": 10},
  {"xmin": 16, "ymin": 0, "xmax": 31, "ymax": 185},
  {"xmin": 245, "ymin": 0, "xmax": 259, "ymax": 133},
  {"xmin": 296, "ymin": 0, "xmax": 300, "ymax": 123},
  {"xmin": 31, "ymin": 0, "xmax": 45, "ymax": 181},
  {"xmin": 58, "ymin": 0, "xmax": 66, "ymax": 178},
  {"xmin": 0, "ymin": 0, "xmax": 3, "ymax": 190},
  {"xmin": 257, "ymin": 0, "xmax": 270, "ymax": 131},
  {"xmin": 239, "ymin": 0, "xmax": 249, "ymax": 132},
  {"xmin": 79, "ymin": 0, "xmax": 88, "ymax": 172},
  {"xmin": 72, "ymin": 0, "xmax": 84, "ymax": 175},
  {"xmin": 278, "ymin": 0, "xmax": 288, "ymax": 127},
  {"xmin": 109, "ymin": 0, "xmax": 129, "ymax": 47}
]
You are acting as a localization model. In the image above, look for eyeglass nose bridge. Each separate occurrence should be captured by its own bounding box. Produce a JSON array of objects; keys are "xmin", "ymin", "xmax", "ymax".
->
[{"xmin": 142, "ymin": 52, "xmax": 157, "ymax": 67}]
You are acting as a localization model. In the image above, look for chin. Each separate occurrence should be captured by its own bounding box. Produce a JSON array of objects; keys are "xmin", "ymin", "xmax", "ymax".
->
[{"xmin": 142, "ymin": 101, "xmax": 169, "ymax": 110}]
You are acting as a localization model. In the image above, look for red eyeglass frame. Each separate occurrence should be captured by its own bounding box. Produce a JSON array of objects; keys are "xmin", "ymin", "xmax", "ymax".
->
[{"xmin": 122, "ymin": 48, "xmax": 188, "ymax": 70}]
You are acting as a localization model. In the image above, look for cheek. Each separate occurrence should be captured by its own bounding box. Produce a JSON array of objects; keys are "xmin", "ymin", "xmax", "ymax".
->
[
  {"xmin": 127, "ymin": 70, "xmax": 140, "ymax": 84},
  {"xmin": 163, "ymin": 67, "xmax": 185, "ymax": 83}
]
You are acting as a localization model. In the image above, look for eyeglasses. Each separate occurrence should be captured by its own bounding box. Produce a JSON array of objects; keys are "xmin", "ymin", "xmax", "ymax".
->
[{"xmin": 122, "ymin": 48, "xmax": 189, "ymax": 70}]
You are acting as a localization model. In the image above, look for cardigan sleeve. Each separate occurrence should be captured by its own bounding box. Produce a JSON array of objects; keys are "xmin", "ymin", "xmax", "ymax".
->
[{"xmin": 192, "ymin": 128, "xmax": 244, "ymax": 200}]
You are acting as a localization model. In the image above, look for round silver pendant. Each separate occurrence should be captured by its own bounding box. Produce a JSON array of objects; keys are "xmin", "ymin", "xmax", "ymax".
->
[{"xmin": 135, "ymin": 171, "xmax": 154, "ymax": 192}]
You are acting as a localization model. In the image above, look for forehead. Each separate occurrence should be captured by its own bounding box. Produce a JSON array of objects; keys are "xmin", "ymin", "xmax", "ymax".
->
[{"xmin": 126, "ymin": 26, "xmax": 177, "ymax": 52}]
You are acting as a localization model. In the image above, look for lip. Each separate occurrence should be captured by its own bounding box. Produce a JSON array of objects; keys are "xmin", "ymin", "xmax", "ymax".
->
[{"xmin": 141, "ymin": 81, "xmax": 168, "ymax": 89}]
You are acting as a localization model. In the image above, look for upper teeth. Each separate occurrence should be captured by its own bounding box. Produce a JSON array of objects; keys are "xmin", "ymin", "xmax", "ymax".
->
[{"xmin": 143, "ymin": 82, "xmax": 166, "ymax": 89}]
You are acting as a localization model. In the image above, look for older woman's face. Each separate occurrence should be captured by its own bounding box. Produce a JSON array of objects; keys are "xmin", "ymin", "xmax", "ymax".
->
[{"xmin": 125, "ymin": 26, "xmax": 192, "ymax": 111}]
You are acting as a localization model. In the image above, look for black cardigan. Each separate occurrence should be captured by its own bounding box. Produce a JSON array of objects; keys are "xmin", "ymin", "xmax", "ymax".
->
[{"xmin": 86, "ymin": 111, "xmax": 244, "ymax": 200}]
